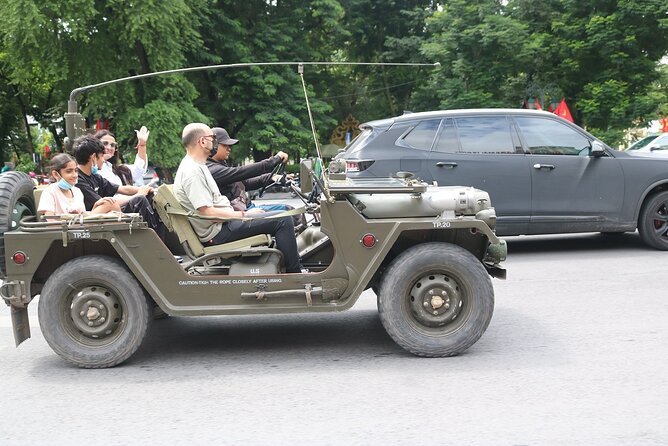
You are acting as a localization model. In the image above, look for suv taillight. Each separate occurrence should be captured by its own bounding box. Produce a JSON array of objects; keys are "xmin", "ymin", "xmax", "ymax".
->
[{"xmin": 346, "ymin": 160, "xmax": 375, "ymax": 172}]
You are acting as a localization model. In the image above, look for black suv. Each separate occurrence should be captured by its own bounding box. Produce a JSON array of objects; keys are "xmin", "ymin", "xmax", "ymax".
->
[{"xmin": 337, "ymin": 109, "xmax": 668, "ymax": 249}]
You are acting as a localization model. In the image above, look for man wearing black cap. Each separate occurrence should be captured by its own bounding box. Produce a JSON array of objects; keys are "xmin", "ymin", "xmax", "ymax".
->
[{"xmin": 206, "ymin": 127, "xmax": 293, "ymax": 213}]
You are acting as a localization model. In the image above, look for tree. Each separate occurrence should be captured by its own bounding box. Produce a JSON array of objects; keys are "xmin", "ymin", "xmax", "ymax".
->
[
  {"xmin": 189, "ymin": 0, "xmax": 348, "ymax": 163},
  {"xmin": 416, "ymin": 0, "xmax": 532, "ymax": 110},
  {"xmin": 508, "ymin": 0, "xmax": 668, "ymax": 144},
  {"xmin": 0, "ymin": 0, "xmax": 211, "ymax": 173}
]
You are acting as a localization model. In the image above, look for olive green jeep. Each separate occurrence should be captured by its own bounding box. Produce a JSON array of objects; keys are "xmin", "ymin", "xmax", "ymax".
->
[{"xmin": 0, "ymin": 65, "xmax": 506, "ymax": 368}]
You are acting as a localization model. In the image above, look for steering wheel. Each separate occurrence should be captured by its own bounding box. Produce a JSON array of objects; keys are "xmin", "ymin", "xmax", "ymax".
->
[{"xmin": 258, "ymin": 162, "xmax": 285, "ymax": 198}]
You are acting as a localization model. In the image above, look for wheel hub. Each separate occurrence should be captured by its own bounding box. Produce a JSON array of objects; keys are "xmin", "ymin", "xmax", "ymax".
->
[
  {"xmin": 409, "ymin": 274, "xmax": 462, "ymax": 328},
  {"xmin": 69, "ymin": 286, "xmax": 123, "ymax": 339}
]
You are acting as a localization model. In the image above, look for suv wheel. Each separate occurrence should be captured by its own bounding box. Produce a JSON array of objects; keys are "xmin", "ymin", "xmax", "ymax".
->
[
  {"xmin": 377, "ymin": 242, "xmax": 494, "ymax": 357},
  {"xmin": 38, "ymin": 256, "xmax": 152, "ymax": 368},
  {"xmin": 638, "ymin": 191, "xmax": 668, "ymax": 250}
]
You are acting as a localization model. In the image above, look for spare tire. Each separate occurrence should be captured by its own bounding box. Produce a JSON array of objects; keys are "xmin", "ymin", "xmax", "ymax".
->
[{"xmin": 0, "ymin": 172, "xmax": 36, "ymax": 277}]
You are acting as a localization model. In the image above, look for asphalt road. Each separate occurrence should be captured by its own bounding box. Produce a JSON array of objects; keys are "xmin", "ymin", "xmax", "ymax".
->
[{"xmin": 1, "ymin": 230, "xmax": 667, "ymax": 445}]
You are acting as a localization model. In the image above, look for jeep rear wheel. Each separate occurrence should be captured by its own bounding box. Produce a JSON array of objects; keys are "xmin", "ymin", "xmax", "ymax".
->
[
  {"xmin": 638, "ymin": 191, "xmax": 668, "ymax": 250},
  {"xmin": 38, "ymin": 256, "xmax": 151, "ymax": 368},
  {"xmin": 0, "ymin": 172, "xmax": 36, "ymax": 276},
  {"xmin": 377, "ymin": 242, "xmax": 494, "ymax": 357}
]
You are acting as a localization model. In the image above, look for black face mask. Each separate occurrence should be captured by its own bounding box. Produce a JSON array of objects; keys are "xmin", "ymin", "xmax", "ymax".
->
[{"xmin": 209, "ymin": 137, "xmax": 218, "ymax": 157}]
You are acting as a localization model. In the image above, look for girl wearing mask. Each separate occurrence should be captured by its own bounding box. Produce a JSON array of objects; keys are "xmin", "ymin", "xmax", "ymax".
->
[{"xmin": 38, "ymin": 153, "xmax": 116, "ymax": 216}]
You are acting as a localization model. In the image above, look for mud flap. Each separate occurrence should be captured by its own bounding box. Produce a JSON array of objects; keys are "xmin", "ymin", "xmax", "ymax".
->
[{"xmin": 10, "ymin": 306, "xmax": 31, "ymax": 346}]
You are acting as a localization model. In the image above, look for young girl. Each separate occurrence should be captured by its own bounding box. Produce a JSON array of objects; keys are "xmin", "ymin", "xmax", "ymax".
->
[{"xmin": 38, "ymin": 153, "xmax": 116, "ymax": 216}]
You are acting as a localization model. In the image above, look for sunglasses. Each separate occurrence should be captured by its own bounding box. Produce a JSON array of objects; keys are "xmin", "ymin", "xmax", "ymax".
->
[{"xmin": 102, "ymin": 141, "xmax": 118, "ymax": 148}]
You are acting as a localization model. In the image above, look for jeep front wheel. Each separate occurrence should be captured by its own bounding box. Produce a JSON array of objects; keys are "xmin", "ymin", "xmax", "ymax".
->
[
  {"xmin": 377, "ymin": 242, "xmax": 494, "ymax": 357},
  {"xmin": 38, "ymin": 256, "xmax": 151, "ymax": 368},
  {"xmin": 638, "ymin": 191, "xmax": 668, "ymax": 250}
]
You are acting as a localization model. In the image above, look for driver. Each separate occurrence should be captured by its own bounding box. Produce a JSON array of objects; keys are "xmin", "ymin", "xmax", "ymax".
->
[
  {"xmin": 206, "ymin": 127, "xmax": 294, "ymax": 213},
  {"xmin": 174, "ymin": 123, "xmax": 302, "ymax": 273}
]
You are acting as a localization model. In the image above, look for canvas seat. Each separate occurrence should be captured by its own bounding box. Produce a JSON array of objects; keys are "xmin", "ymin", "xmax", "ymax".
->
[{"xmin": 153, "ymin": 184, "xmax": 271, "ymax": 258}]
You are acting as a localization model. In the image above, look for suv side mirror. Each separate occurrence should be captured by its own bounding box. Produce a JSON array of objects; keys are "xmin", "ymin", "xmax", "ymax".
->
[{"xmin": 591, "ymin": 141, "xmax": 606, "ymax": 157}]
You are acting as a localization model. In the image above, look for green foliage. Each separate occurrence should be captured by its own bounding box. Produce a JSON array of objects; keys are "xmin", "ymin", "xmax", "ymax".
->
[
  {"xmin": 505, "ymin": 0, "xmax": 668, "ymax": 144},
  {"xmin": 114, "ymin": 99, "xmax": 210, "ymax": 168},
  {"xmin": 416, "ymin": 0, "xmax": 531, "ymax": 110},
  {"xmin": 1, "ymin": 0, "xmax": 667, "ymax": 164}
]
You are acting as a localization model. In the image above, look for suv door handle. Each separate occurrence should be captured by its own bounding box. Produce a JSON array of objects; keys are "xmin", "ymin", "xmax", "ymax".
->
[
  {"xmin": 436, "ymin": 161, "xmax": 458, "ymax": 168},
  {"xmin": 533, "ymin": 164, "xmax": 555, "ymax": 170}
]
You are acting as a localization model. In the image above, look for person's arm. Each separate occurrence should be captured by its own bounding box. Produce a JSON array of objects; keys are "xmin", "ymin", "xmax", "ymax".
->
[
  {"xmin": 116, "ymin": 184, "xmax": 152, "ymax": 196},
  {"xmin": 130, "ymin": 126, "xmax": 149, "ymax": 185},
  {"xmin": 197, "ymin": 205, "xmax": 265, "ymax": 218},
  {"xmin": 243, "ymin": 172, "xmax": 273, "ymax": 191},
  {"xmin": 197, "ymin": 205, "xmax": 245, "ymax": 219},
  {"xmin": 92, "ymin": 197, "xmax": 121, "ymax": 212},
  {"xmin": 207, "ymin": 154, "xmax": 284, "ymax": 186},
  {"xmin": 134, "ymin": 126, "xmax": 149, "ymax": 167}
]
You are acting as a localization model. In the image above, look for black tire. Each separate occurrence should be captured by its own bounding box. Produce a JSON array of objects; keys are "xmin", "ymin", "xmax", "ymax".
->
[
  {"xmin": 0, "ymin": 172, "xmax": 36, "ymax": 275},
  {"xmin": 638, "ymin": 191, "xmax": 668, "ymax": 250},
  {"xmin": 377, "ymin": 242, "xmax": 494, "ymax": 357},
  {"xmin": 38, "ymin": 256, "xmax": 152, "ymax": 368}
]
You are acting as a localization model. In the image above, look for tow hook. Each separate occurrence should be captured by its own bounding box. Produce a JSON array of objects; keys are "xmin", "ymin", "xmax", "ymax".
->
[{"xmin": 0, "ymin": 280, "xmax": 30, "ymax": 307}]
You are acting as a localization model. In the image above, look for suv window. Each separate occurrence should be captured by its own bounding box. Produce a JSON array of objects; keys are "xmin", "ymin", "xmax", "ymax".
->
[
  {"xmin": 516, "ymin": 117, "xmax": 590, "ymax": 156},
  {"xmin": 398, "ymin": 119, "xmax": 440, "ymax": 151},
  {"xmin": 433, "ymin": 119, "xmax": 458, "ymax": 153},
  {"xmin": 455, "ymin": 116, "xmax": 515, "ymax": 154},
  {"xmin": 344, "ymin": 128, "xmax": 376, "ymax": 155}
]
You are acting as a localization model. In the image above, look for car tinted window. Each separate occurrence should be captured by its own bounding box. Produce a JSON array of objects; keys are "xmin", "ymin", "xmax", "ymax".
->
[
  {"xmin": 434, "ymin": 119, "xmax": 458, "ymax": 153},
  {"xmin": 516, "ymin": 117, "xmax": 590, "ymax": 156},
  {"xmin": 400, "ymin": 119, "xmax": 440, "ymax": 151},
  {"xmin": 455, "ymin": 116, "xmax": 515, "ymax": 154},
  {"xmin": 651, "ymin": 135, "xmax": 668, "ymax": 150},
  {"xmin": 344, "ymin": 128, "xmax": 376, "ymax": 155},
  {"xmin": 626, "ymin": 135, "xmax": 658, "ymax": 151}
]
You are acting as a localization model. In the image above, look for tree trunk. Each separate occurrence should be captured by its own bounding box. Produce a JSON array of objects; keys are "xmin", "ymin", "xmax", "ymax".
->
[{"xmin": 14, "ymin": 95, "xmax": 34, "ymax": 154}]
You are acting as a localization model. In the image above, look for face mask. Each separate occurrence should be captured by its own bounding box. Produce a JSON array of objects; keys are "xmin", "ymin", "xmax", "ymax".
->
[
  {"xmin": 92, "ymin": 165, "xmax": 99, "ymax": 175},
  {"xmin": 57, "ymin": 178, "xmax": 73, "ymax": 191},
  {"xmin": 209, "ymin": 137, "xmax": 218, "ymax": 157}
]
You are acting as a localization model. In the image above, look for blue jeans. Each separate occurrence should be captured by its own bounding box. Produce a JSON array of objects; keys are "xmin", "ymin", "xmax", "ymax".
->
[{"xmin": 248, "ymin": 202, "xmax": 291, "ymax": 212}]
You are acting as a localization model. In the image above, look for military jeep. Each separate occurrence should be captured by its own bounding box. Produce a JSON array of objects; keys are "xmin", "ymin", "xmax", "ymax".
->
[{"xmin": 0, "ymin": 65, "xmax": 506, "ymax": 368}]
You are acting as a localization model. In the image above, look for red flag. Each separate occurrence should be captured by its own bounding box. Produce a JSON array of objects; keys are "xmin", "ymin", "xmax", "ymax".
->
[
  {"xmin": 95, "ymin": 118, "xmax": 101, "ymax": 130},
  {"xmin": 534, "ymin": 100, "xmax": 542, "ymax": 111},
  {"xmin": 554, "ymin": 99, "xmax": 574, "ymax": 122},
  {"xmin": 660, "ymin": 117, "xmax": 668, "ymax": 133}
]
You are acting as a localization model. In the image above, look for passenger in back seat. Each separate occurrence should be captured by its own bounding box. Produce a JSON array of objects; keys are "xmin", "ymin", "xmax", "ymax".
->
[
  {"xmin": 37, "ymin": 153, "xmax": 116, "ymax": 216},
  {"xmin": 174, "ymin": 123, "xmax": 301, "ymax": 273},
  {"xmin": 72, "ymin": 135, "xmax": 165, "ymax": 237}
]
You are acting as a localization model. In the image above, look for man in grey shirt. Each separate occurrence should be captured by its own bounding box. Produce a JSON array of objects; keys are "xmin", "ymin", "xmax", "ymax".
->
[{"xmin": 174, "ymin": 123, "xmax": 301, "ymax": 273}]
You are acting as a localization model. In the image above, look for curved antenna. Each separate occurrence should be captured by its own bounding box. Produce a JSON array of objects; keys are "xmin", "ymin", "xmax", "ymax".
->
[
  {"xmin": 65, "ymin": 61, "xmax": 441, "ymax": 141},
  {"xmin": 68, "ymin": 61, "xmax": 440, "ymax": 108}
]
